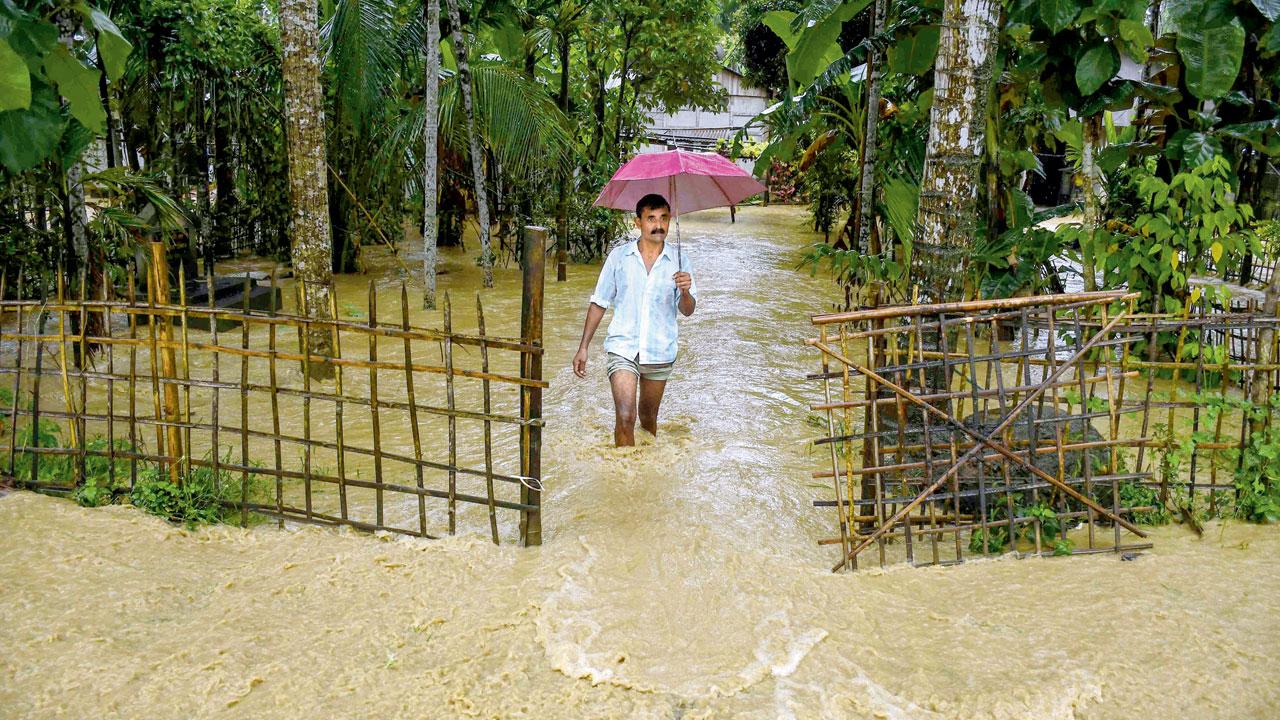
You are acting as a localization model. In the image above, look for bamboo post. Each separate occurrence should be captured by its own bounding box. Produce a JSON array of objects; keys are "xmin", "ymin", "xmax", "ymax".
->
[
  {"xmin": 298, "ymin": 279, "xmax": 313, "ymax": 520},
  {"xmin": 126, "ymin": 273, "xmax": 138, "ymax": 488},
  {"xmin": 239, "ymin": 276, "xmax": 251, "ymax": 526},
  {"xmin": 206, "ymin": 273, "xmax": 221, "ymax": 502},
  {"xmin": 75, "ymin": 270, "xmax": 89, "ymax": 485},
  {"xmin": 150, "ymin": 242, "xmax": 183, "ymax": 481},
  {"xmin": 270, "ymin": 271, "xmax": 284, "ymax": 527},
  {"xmin": 819, "ymin": 323, "xmax": 851, "ymax": 563},
  {"xmin": 367, "ymin": 280, "xmax": 384, "ymax": 528},
  {"xmin": 55, "ymin": 273, "xmax": 80, "ymax": 484},
  {"xmin": 519, "ymin": 226, "xmax": 546, "ymax": 546},
  {"xmin": 477, "ymin": 293, "xmax": 498, "ymax": 544},
  {"xmin": 5, "ymin": 277, "xmax": 22, "ymax": 480},
  {"xmin": 329, "ymin": 286, "xmax": 348, "ymax": 520},
  {"xmin": 443, "ymin": 292, "xmax": 457, "ymax": 534},
  {"xmin": 400, "ymin": 283, "xmax": 427, "ymax": 535},
  {"xmin": 178, "ymin": 265, "xmax": 193, "ymax": 476},
  {"xmin": 29, "ymin": 285, "xmax": 47, "ymax": 487},
  {"xmin": 104, "ymin": 276, "xmax": 116, "ymax": 489}
]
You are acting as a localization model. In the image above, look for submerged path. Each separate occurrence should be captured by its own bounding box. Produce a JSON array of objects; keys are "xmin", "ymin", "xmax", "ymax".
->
[{"xmin": 3, "ymin": 207, "xmax": 1280, "ymax": 718}]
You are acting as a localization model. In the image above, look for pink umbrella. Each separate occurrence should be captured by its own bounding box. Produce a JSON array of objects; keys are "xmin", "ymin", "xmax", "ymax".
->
[
  {"xmin": 593, "ymin": 148, "xmax": 767, "ymax": 261},
  {"xmin": 593, "ymin": 148, "xmax": 766, "ymax": 216}
]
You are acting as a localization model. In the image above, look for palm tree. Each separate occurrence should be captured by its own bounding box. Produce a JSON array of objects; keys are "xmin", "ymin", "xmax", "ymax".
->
[
  {"xmin": 422, "ymin": 0, "xmax": 442, "ymax": 308},
  {"xmin": 444, "ymin": 0, "xmax": 494, "ymax": 288},
  {"xmin": 912, "ymin": 0, "xmax": 1001, "ymax": 301},
  {"xmin": 855, "ymin": 0, "xmax": 886, "ymax": 256},
  {"xmin": 280, "ymin": 0, "xmax": 335, "ymax": 372}
]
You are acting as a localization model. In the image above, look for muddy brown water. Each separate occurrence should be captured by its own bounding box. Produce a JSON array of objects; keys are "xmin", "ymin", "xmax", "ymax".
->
[{"xmin": 2, "ymin": 206, "xmax": 1279, "ymax": 719}]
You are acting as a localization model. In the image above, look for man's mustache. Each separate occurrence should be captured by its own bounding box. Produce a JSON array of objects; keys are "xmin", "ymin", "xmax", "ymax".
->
[{"xmin": 648, "ymin": 228, "xmax": 665, "ymax": 235}]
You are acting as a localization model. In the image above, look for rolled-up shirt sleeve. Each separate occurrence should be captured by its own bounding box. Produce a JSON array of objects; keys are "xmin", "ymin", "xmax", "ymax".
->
[{"xmin": 589, "ymin": 248, "xmax": 617, "ymax": 309}]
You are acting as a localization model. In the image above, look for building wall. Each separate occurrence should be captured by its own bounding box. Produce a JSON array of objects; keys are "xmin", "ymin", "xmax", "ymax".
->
[{"xmin": 644, "ymin": 67, "xmax": 769, "ymax": 144}]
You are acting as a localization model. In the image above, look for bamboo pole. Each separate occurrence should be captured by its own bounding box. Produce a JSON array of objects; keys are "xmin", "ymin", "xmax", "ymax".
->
[
  {"xmin": 330, "ymin": 285, "xmax": 348, "ymax": 520},
  {"xmin": 239, "ymin": 275, "xmax": 251, "ymax": 526},
  {"xmin": 270, "ymin": 272, "xmax": 284, "ymax": 527},
  {"xmin": 5, "ymin": 276, "xmax": 21, "ymax": 480},
  {"xmin": 400, "ymin": 283, "xmax": 426, "ymax": 535},
  {"xmin": 150, "ymin": 243, "xmax": 183, "ymax": 480},
  {"xmin": 126, "ymin": 272, "xmax": 138, "ymax": 488},
  {"xmin": 178, "ymin": 265, "xmax": 193, "ymax": 476},
  {"xmin": 75, "ymin": 270, "xmax": 89, "ymax": 486},
  {"xmin": 520, "ymin": 226, "xmax": 545, "ymax": 547},
  {"xmin": 443, "ymin": 292, "xmax": 457, "ymax": 534},
  {"xmin": 299, "ymin": 279, "xmax": 313, "ymax": 520},
  {"xmin": 104, "ymin": 276, "xmax": 116, "ymax": 489},
  {"xmin": 477, "ymin": 293, "xmax": 498, "ymax": 544},
  {"xmin": 367, "ymin": 280, "xmax": 384, "ymax": 528},
  {"xmin": 207, "ymin": 272, "xmax": 221, "ymax": 503},
  {"xmin": 812, "ymin": 291, "xmax": 1133, "ymax": 325}
]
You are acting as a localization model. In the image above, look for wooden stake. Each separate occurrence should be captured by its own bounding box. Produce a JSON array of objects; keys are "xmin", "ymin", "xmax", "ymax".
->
[{"xmin": 519, "ymin": 226, "xmax": 545, "ymax": 546}]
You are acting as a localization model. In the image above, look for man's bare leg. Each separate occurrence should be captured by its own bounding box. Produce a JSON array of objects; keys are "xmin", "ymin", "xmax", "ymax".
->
[
  {"xmin": 638, "ymin": 377, "xmax": 668, "ymax": 437},
  {"xmin": 609, "ymin": 370, "xmax": 639, "ymax": 446}
]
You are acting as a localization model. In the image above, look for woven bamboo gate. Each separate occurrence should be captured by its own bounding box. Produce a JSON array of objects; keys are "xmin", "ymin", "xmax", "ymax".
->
[
  {"xmin": 0, "ymin": 230, "xmax": 548, "ymax": 545},
  {"xmin": 807, "ymin": 290, "xmax": 1280, "ymax": 572}
]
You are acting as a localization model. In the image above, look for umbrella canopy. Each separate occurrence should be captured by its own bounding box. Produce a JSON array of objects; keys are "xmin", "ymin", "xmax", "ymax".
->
[{"xmin": 593, "ymin": 148, "xmax": 766, "ymax": 216}]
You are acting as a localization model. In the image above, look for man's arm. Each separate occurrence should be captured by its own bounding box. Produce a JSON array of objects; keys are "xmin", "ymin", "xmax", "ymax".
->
[
  {"xmin": 674, "ymin": 272, "xmax": 696, "ymax": 317},
  {"xmin": 573, "ymin": 303, "xmax": 607, "ymax": 378}
]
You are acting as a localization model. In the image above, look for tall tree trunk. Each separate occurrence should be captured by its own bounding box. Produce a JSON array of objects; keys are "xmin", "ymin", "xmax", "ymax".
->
[
  {"xmin": 280, "ymin": 0, "xmax": 335, "ymax": 374},
  {"xmin": 855, "ymin": 0, "xmax": 886, "ymax": 255},
  {"xmin": 97, "ymin": 55, "xmax": 117, "ymax": 169},
  {"xmin": 612, "ymin": 20, "xmax": 635, "ymax": 154},
  {"xmin": 911, "ymin": 0, "xmax": 1001, "ymax": 301},
  {"xmin": 422, "ymin": 0, "xmax": 442, "ymax": 308},
  {"xmin": 587, "ymin": 47, "xmax": 606, "ymax": 162},
  {"xmin": 1080, "ymin": 114, "xmax": 1105, "ymax": 292},
  {"xmin": 196, "ymin": 77, "xmax": 212, "ymax": 276},
  {"xmin": 54, "ymin": 13, "xmax": 88, "ymax": 282},
  {"xmin": 556, "ymin": 31, "xmax": 571, "ymax": 281},
  {"xmin": 444, "ymin": 0, "xmax": 493, "ymax": 287},
  {"xmin": 212, "ymin": 81, "xmax": 237, "ymax": 258}
]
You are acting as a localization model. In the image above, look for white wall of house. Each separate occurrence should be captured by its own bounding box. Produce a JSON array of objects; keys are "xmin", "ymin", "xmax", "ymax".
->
[{"xmin": 642, "ymin": 66, "xmax": 770, "ymax": 149}]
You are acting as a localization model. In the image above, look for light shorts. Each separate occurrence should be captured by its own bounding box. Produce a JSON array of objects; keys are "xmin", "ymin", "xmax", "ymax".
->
[{"xmin": 606, "ymin": 352, "xmax": 674, "ymax": 381}]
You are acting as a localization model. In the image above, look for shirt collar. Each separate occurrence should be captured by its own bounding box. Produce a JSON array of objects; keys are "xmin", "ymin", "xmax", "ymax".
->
[{"xmin": 625, "ymin": 238, "xmax": 675, "ymax": 262}]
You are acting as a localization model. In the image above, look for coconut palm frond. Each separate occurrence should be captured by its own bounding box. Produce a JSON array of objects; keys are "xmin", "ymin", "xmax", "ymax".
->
[
  {"xmin": 322, "ymin": 0, "xmax": 401, "ymax": 129},
  {"xmin": 83, "ymin": 167, "xmax": 188, "ymax": 232},
  {"xmin": 385, "ymin": 62, "xmax": 574, "ymax": 181},
  {"xmin": 465, "ymin": 64, "xmax": 574, "ymax": 178}
]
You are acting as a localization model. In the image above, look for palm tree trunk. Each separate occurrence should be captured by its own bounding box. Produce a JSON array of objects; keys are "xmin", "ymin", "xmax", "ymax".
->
[
  {"xmin": 444, "ymin": 0, "xmax": 493, "ymax": 288},
  {"xmin": 556, "ymin": 31, "xmax": 571, "ymax": 282},
  {"xmin": 280, "ymin": 0, "xmax": 335, "ymax": 375},
  {"xmin": 912, "ymin": 0, "xmax": 1001, "ymax": 301},
  {"xmin": 422, "ymin": 0, "xmax": 442, "ymax": 308},
  {"xmin": 1080, "ymin": 114, "xmax": 1105, "ymax": 292},
  {"xmin": 855, "ymin": 0, "xmax": 886, "ymax": 255}
]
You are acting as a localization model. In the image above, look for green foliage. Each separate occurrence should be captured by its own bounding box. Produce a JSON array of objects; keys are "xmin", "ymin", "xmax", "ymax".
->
[
  {"xmin": 1226, "ymin": 397, "xmax": 1280, "ymax": 522},
  {"xmin": 0, "ymin": 2, "xmax": 132, "ymax": 173},
  {"xmin": 1072, "ymin": 156, "xmax": 1256, "ymax": 310},
  {"xmin": 1174, "ymin": 9, "xmax": 1246, "ymax": 101}
]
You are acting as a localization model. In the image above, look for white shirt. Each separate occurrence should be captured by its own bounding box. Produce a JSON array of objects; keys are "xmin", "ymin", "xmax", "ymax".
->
[{"xmin": 589, "ymin": 239, "xmax": 698, "ymax": 364}]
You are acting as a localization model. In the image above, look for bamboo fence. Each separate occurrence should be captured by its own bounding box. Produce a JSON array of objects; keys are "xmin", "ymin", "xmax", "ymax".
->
[
  {"xmin": 807, "ymin": 290, "xmax": 1280, "ymax": 571},
  {"xmin": 0, "ymin": 233, "xmax": 548, "ymax": 545}
]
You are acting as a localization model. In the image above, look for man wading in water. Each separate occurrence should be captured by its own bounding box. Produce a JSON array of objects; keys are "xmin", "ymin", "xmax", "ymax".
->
[{"xmin": 573, "ymin": 193, "xmax": 697, "ymax": 446}]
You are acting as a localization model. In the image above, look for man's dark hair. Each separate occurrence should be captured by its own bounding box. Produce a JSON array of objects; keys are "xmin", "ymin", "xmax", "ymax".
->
[{"xmin": 635, "ymin": 193, "xmax": 670, "ymax": 217}]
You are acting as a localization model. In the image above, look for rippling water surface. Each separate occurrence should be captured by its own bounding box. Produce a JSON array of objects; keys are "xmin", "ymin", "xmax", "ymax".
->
[{"xmin": 2, "ymin": 206, "xmax": 1278, "ymax": 719}]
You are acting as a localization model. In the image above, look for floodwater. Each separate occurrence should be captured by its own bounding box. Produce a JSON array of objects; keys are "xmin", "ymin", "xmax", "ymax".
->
[{"xmin": 3, "ymin": 206, "xmax": 1279, "ymax": 718}]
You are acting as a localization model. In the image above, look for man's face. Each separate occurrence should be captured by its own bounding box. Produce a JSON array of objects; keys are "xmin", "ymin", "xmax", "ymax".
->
[{"xmin": 634, "ymin": 205, "xmax": 670, "ymax": 242}]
